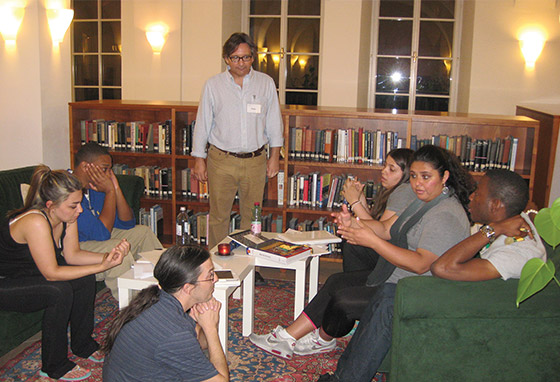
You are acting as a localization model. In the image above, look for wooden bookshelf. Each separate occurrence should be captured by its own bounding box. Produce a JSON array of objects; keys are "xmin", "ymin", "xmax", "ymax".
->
[
  {"xmin": 516, "ymin": 103, "xmax": 560, "ymax": 208},
  {"xmin": 69, "ymin": 101, "xmax": 539, "ymax": 251}
]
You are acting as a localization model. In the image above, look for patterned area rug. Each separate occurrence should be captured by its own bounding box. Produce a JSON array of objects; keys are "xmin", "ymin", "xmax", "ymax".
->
[{"xmin": 0, "ymin": 279, "xmax": 386, "ymax": 382}]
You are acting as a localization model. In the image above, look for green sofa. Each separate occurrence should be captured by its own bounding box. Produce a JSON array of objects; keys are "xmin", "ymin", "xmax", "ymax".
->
[
  {"xmin": 387, "ymin": 243, "xmax": 560, "ymax": 381},
  {"xmin": 0, "ymin": 165, "xmax": 144, "ymax": 357}
]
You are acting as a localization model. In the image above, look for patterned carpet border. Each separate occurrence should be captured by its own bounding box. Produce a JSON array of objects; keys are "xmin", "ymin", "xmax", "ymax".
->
[{"xmin": 0, "ymin": 280, "xmax": 386, "ymax": 382}]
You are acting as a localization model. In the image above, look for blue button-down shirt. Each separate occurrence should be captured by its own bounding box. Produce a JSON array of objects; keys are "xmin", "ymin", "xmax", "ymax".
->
[{"xmin": 192, "ymin": 68, "xmax": 284, "ymax": 158}]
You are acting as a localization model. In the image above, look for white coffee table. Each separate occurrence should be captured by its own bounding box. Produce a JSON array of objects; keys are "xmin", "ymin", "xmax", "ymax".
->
[
  {"xmin": 228, "ymin": 231, "xmax": 329, "ymax": 321},
  {"xmin": 117, "ymin": 248, "xmax": 254, "ymax": 358}
]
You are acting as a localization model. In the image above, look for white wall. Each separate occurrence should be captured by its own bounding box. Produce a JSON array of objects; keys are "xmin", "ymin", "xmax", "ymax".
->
[
  {"xmin": 466, "ymin": 0, "xmax": 560, "ymax": 115},
  {"xmin": 122, "ymin": 0, "xmax": 238, "ymax": 103},
  {"xmin": 320, "ymin": 0, "xmax": 363, "ymax": 107},
  {"xmin": 121, "ymin": 0, "xmax": 183, "ymax": 101},
  {"xmin": 0, "ymin": 0, "xmax": 72, "ymax": 171},
  {"xmin": 0, "ymin": 1, "xmax": 44, "ymax": 170}
]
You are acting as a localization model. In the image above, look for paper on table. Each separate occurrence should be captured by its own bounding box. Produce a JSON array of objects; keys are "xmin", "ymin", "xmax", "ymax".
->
[
  {"xmin": 133, "ymin": 261, "xmax": 154, "ymax": 279},
  {"xmin": 139, "ymin": 249, "xmax": 164, "ymax": 266},
  {"xmin": 278, "ymin": 229, "xmax": 342, "ymax": 245}
]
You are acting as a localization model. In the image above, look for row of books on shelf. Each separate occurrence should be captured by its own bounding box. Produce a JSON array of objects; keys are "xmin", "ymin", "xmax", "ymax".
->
[
  {"xmin": 179, "ymin": 168, "xmax": 209, "ymax": 199},
  {"xmin": 288, "ymin": 172, "xmax": 380, "ymax": 209},
  {"xmin": 180, "ymin": 121, "xmax": 196, "ymax": 155},
  {"xmin": 113, "ymin": 164, "xmax": 172, "ymax": 197},
  {"xmin": 411, "ymin": 135, "xmax": 519, "ymax": 171},
  {"xmin": 80, "ymin": 119, "xmax": 172, "ymax": 154},
  {"xmin": 288, "ymin": 127, "xmax": 405, "ymax": 165},
  {"xmin": 139, "ymin": 204, "xmax": 163, "ymax": 237}
]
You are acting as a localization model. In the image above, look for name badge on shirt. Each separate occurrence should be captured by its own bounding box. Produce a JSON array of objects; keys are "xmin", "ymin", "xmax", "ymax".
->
[{"xmin": 247, "ymin": 103, "xmax": 262, "ymax": 114}]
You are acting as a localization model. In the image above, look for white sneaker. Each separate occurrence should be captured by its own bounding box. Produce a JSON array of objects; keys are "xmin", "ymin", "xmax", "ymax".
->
[
  {"xmin": 249, "ymin": 326, "xmax": 296, "ymax": 359},
  {"xmin": 294, "ymin": 329, "xmax": 336, "ymax": 355}
]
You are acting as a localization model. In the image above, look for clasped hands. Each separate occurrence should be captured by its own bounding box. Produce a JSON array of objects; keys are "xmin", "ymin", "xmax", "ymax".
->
[
  {"xmin": 190, "ymin": 297, "xmax": 221, "ymax": 329},
  {"xmin": 102, "ymin": 239, "xmax": 130, "ymax": 270},
  {"xmin": 491, "ymin": 214, "xmax": 534, "ymax": 240},
  {"xmin": 332, "ymin": 204, "xmax": 377, "ymax": 247}
]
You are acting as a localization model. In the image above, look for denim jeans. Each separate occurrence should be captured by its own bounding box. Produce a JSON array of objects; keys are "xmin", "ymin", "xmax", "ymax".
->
[{"xmin": 334, "ymin": 282, "xmax": 397, "ymax": 382}]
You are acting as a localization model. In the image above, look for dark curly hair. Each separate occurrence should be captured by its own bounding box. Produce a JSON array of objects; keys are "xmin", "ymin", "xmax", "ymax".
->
[{"xmin": 412, "ymin": 145, "xmax": 476, "ymax": 221}]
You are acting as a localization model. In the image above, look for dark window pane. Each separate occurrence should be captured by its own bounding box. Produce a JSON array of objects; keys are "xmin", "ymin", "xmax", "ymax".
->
[
  {"xmin": 415, "ymin": 96, "xmax": 449, "ymax": 111},
  {"xmin": 416, "ymin": 59, "xmax": 451, "ymax": 95},
  {"xmin": 74, "ymin": 55, "xmax": 99, "ymax": 85},
  {"xmin": 75, "ymin": 88, "xmax": 99, "ymax": 101},
  {"xmin": 250, "ymin": 0, "xmax": 281, "ymax": 15},
  {"xmin": 421, "ymin": 0, "xmax": 454, "ymax": 19},
  {"xmin": 287, "ymin": 19, "xmax": 320, "ymax": 53},
  {"xmin": 101, "ymin": 0, "xmax": 120, "ymax": 19},
  {"xmin": 379, "ymin": 0, "xmax": 414, "ymax": 18},
  {"xmin": 73, "ymin": 22, "xmax": 98, "ymax": 53},
  {"xmin": 375, "ymin": 95, "xmax": 409, "ymax": 110},
  {"xmin": 250, "ymin": 18, "xmax": 281, "ymax": 54},
  {"xmin": 253, "ymin": 54, "xmax": 280, "ymax": 88},
  {"xmin": 288, "ymin": 0, "xmax": 320, "ymax": 16},
  {"xmin": 102, "ymin": 21, "xmax": 121, "ymax": 52},
  {"xmin": 286, "ymin": 91, "xmax": 317, "ymax": 106},
  {"xmin": 287, "ymin": 55, "xmax": 318, "ymax": 90},
  {"xmin": 378, "ymin": 20, "xmax": 412, "ymax": 56},
  {"xmin": 418, "ymin": 21, "xmax": 453, "ymax": 57},
  {"xmin": 376, "ymin": 57, "xmax": 411, "ymax": 93},
  {"xmin": 73, "ymin": 0, "xmax": 97, "ymax": 19},
  {"xmin": 102, "ymin": 55, "xmax": 121, "ymax": 86},
  {"xmin": 103, "ymin": 88, "xmax": 121, "ymax": 100}
]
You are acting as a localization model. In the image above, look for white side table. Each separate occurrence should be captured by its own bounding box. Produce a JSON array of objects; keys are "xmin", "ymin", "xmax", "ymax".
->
[{"xmin": 116, "ymin": 249, "xmax": 254, "ymax": 358}]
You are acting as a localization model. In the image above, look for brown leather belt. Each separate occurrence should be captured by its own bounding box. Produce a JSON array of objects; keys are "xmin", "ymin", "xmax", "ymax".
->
[{"xmin": 212, "ymin": 145, "xmax": 265, "ymax": 158}]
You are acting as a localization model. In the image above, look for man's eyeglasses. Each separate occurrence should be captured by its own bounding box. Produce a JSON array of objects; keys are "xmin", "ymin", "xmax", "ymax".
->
[
  {"xmin": 229, "ymin": 55, "xmax": 253, "ymax": 63},
  {"xmin": 195, "ymin": 270, "xmax": 216, "ymax": 283}
]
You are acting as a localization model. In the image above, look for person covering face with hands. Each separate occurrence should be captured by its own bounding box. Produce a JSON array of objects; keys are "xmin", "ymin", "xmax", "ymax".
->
[{"xmin": 73, "ymin": 142, "xmax": 162, "ymax": 299}]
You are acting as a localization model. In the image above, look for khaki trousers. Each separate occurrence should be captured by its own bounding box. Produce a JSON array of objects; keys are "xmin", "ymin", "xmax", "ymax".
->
[
  {"xmin": 79, "ymin": 225, "xmax": 163, "ymax": 299},
  {"xmin": 207, "ymin": 145, "xmax": 267, "ymax": 249}
]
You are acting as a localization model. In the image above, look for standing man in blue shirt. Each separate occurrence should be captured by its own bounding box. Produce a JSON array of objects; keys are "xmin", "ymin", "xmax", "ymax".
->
[
  {"xmin": 192, "ymin": 32, "xmax": 284, "ymax": 249},
  {"xmin": 73, "ymin": 143, "xmax": 162, "ymax": 298}
]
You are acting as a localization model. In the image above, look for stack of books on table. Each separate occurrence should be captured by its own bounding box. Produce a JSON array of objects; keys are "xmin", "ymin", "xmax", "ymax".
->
[{"xmin": 228, "ymin": 230, "xmax": 313, "ymax": 265}]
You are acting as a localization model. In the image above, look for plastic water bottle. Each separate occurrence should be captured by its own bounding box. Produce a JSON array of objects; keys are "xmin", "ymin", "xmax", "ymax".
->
[
  {"xmin": 176, "ymin": 207, "xmax": 190, "ymax": 245},
  {"xmin": 251, "ymin": 202, "xmax": 262, "ymax": 235}
]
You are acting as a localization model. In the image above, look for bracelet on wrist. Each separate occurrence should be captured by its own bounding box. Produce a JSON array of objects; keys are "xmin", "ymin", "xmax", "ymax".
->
[
  {"xmin": 349, "ymin": 200, "xmax": 360, "ymax": 214},
  {"xmin": 526, "ymin": 209, "xmax": 538, "ymax": 216}
]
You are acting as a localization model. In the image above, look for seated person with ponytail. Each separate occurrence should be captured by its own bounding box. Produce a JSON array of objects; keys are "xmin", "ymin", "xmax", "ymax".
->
[
  {"xmin": 341, "ymin": 148, "xmax": 414, "ymax": 273},
  {"xmin": 250, "ymin": 145, "xmax": 475, "ymax": 362},
  {"xmin": 0, "ymin": 165, "xmax": 129, "ymax": 381},
  {"xmin": 102, "ymin": 245, "xmax": 229, "ymax": 382}
]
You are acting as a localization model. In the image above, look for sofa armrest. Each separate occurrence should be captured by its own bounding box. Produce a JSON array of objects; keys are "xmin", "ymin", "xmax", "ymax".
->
[
  {"xmin": 115, "ymin": 174, "xmax": 145, "ymax": 224},
  {"xmin": 389, "ymin": 276, "xmax": 560, "ymax": 381},
  {"xmin": 0, "ymin": 166, "xmax": 36, "ymax": 222}
]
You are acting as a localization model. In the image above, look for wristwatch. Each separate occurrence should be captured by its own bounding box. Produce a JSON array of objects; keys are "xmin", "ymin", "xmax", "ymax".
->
[{"xmin": 479, "ymin": 224, "xmax": 496, "ymax": 243}]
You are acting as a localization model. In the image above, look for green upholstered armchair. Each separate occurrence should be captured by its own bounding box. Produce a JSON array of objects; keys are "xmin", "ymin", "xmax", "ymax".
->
[{"xmin": 386, "ymin": 243, "xmax": 560, "ymax": 381}]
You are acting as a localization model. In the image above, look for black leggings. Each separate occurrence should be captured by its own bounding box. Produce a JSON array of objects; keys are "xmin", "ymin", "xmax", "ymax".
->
[
  {"xmin": 342, "ymin": 242, "xmax": 380, "ymax": 273},
  {"xmin": 0, "ymin": 274, "xmax": 98, "ymax": 379},
  {"xmin": 302, "ymin": 269, "xmax": 380, "ymax": 338}
]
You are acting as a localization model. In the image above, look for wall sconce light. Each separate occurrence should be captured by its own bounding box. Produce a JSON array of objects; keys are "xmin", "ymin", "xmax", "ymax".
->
[
  {"xmin": 271, "ymin": 54, "xmax": 280, "ymax": 65},
  {"xmin": 259, "ymin": 46, "xmax": 268, "ymax": 63},
  {"xmin": 146, "ymin": 23, "xmax": 168, "ymax": 54},
  {"xmin": 46, "ymin": 8, "xmax": 74, "ymax": 46},
  {"xmin": 0, "ymin": 5, "xmax": 25, "ymax": 46},
  {"xmin": 518, "ymin": 29, "xmax": 546, "ymax": 69}
]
